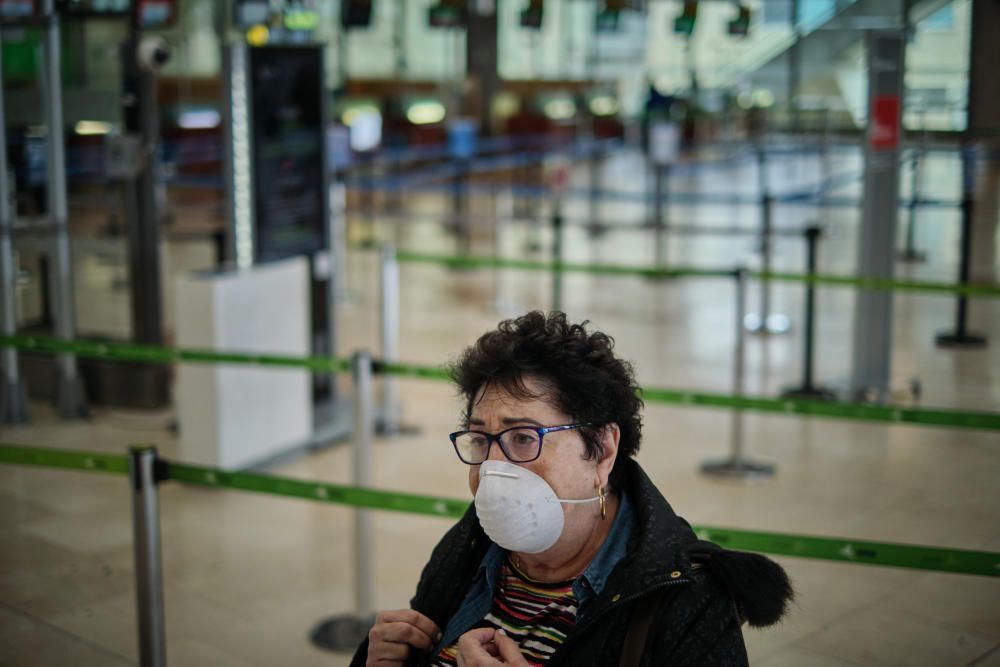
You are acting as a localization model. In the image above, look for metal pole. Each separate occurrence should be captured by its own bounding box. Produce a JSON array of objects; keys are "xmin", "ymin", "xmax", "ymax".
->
[
  {"xmin": 455, "ymin": 160, "xmax": 470, "ymax": 254},
  {"xmin": 41, "ymin": 0, "xmax": 87, "ymax": 418},
  {"xmin": 732, "ymin": 269, "xmax": 747, "ymax": 463},
  {"xmin": 588, "ymin": 150, "xmax": 600, "ymax": 231},
  {"xmin": 746, "ymin": 147, "xmax": 790, "ymax": 335},
  {"xmin": 327, "ymin": 178, "xmax": 348, "ymax": 403},
  {"xmin": 936, "ymin": 146, "xmax": 987, "ymax": 348},
  {"xmin": 782, "ymin": 226, "xmax": 835, "ymax": 400},
  {"xmin": 378, "ymin": 245, "xmax": 401, "ymax": 434},
  {"xmin": 552, "ymin": 202, "xmax": 564, "ymax": 312},
  {"xmin": 899, "ymin": 134, "xmax": 927, "ymax": 262},
  {"xmin": 352, "ymin": 351, "xmax": 375, "ymax": 618},
  {"xmin": 701, "ymin": 269, "xmax": 775, "ymax": 480},
  {"xmin": 0, "ymin": 39, "xmax": 30, "ymax": 424},
  {"xmin": 653, "ymin": 164, "xmax": 669, "ymax": 266},
  {"xmin": 129, "ymin": 446, "xmax": 166, "ymax": 667},
  {"xmin": 306, "ymin": 353, "xmax": 379, "ymax": 649}
]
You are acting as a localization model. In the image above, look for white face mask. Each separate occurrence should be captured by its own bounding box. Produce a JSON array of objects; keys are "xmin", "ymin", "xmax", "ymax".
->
[{"xmin": 474, "ymin": 460, "xmax": 601, "ymax": 554}]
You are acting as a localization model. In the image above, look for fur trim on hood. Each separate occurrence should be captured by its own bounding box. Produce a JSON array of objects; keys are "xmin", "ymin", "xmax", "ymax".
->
[{"xmin": 686, "ymin": 540, "xmax": 794, "ymax": 628}]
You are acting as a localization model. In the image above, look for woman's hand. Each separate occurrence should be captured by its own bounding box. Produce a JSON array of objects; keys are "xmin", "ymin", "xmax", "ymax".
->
[
  {"xmin": 366, "ymin": 609, "xmax": 441, "ymax": 666},
  {"xmin": 456, "ymin": 628, "xmax": 530, "ymax": 666}
]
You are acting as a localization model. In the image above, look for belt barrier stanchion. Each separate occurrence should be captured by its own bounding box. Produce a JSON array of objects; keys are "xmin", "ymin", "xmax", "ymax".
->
[
  {"xmin": 454, "ymin": 159, "xmax": 470, "ymax": 255},
  {"xmin": 310, "ymin": 350, "xmax": 378, "ymax": 651},
  {"xmin": 649, "ymin": 121, "xmax": 679, "ymax": 267},
  {"xmin": 899, "ymin": 141, "xmax": 927, "ymax": 263},
  {"xmin": 746, "ymin": 147, "xmax": 790, "ymax": 335},
  {"xmin": 353, "ymin": 351, "xmax": 376, "ymax": 618},
  {"xmin": 936, "ymin": 146, "xmax": 988, "ymax": 348},
  {"xmin": 702, "ymin": 268, "xmax": 776, "ymax": 480},
  {"xmin": 588, "ymin": 145, "xmax": 600, "ymax": 235},
  {"xmin": 129, "ymin": 446, "xmax": 167, "ymax": 667},
  {"xmin": 448, "ymin": 119, "xmax": 477, "ymax": 256},
  {"xmin": 782, "ymin": 226, "xmax": 836, "ymax": 401},
  {"xmin": 493, "ymin": 198, "xmax": 516, "ymax": 315},
  {"xmin": 818, "ymin": 108, "xmax": 830, "ymax": 221},
  {"xmin": 326, "ymin": 177, "xmax": 348, "ymax": 402},
  {"xmin": 552, "ymin": 201, "xmax": 564, "ymax": 312},
  {"xmin": 378, "ymin": 245, "xmax": 401, "ymax": 434},
  {"xmin": 653, "ymin": 162, "xmax": 670, "ymax": 267},
  {"xmin": 42, "ymin": 0, "xmax": 87, "ymax": 418},
  {"xmin": 0, "ymin": 49, "xmax": 29, "ymax": 423}
]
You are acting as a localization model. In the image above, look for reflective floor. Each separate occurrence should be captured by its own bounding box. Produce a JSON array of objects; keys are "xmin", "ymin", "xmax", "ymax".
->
[{"xmin": 2, "ymin": 145, "xmax": 999, "ymax": 666}]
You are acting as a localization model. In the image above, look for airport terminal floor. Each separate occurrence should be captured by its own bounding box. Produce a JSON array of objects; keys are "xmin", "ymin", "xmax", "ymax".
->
[{"xmin": 2, "ymin": 144, "xmax": 999, "ymax": 667}]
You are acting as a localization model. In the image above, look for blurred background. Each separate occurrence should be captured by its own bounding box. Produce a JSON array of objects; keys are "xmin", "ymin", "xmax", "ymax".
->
[{"xmin": 1, "ymin": 1, "xmax": 998, "ymax": 665}]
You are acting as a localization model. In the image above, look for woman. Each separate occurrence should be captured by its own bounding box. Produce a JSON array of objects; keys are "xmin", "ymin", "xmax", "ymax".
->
[{"xmin": 353, "ymin": 312, "xmax": 793, "ymax": 666}]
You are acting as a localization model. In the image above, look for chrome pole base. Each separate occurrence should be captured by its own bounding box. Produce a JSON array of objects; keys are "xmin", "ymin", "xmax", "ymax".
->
[
  {"xmin": 310, "ymin": 614, "xmax": 376, "ymax": 653},
  {"xmin": 744, "ymin": 312, "xmax": 791, "ymax": 335},
  {"xmin": 700, "ymin": 458, "xmax": 776, "ymax": 481},
  {"xmin": 55, "ymin": 373, "xmax": 88, "ymax": 420},
  {"xmin": 0, "ymin": 378, "xmax": 29, "ymax": 424}
]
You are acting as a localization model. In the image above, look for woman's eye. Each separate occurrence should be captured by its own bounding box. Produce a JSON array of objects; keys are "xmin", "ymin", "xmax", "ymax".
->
[{"xmin": 512, "ymin": 432, "xmax": 536, "ymax": 445}]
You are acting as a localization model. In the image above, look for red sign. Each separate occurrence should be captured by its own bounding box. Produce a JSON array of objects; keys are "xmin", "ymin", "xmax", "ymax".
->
[{"xmin": 870, "ymin": 95, "xmax": 900, "ymax": 151}]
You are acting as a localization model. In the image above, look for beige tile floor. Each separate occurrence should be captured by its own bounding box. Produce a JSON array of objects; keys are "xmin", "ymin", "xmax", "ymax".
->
[{"xmin": 2, "ymin": 147, "xmax": 1000, "ymax": 666}]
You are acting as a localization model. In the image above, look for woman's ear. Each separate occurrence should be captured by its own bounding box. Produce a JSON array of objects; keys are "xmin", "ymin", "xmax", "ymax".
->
[{"xmin": 597, "ymin": 423, "xmax": 620, "ymax": 485}]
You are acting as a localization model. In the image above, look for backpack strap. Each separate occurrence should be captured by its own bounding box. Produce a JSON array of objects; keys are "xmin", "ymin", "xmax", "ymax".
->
[{"xmin": 619, "ymin": 586, "xmax": 670, "ymax": 667}]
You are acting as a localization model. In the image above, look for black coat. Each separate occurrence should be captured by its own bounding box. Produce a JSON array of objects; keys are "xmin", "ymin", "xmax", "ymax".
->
[{"xmin": 351, "ymin": 459, "xmax": 793, "ymax": 666}]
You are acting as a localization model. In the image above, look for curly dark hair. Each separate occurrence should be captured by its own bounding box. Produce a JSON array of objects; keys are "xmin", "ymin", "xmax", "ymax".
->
[{"xmin": 448, "ymin": 311, "xmax": 643, "ymax": 491}]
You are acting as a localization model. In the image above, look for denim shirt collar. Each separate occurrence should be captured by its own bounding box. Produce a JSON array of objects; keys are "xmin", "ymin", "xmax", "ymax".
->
[
  {"xmin": 435, "ymin": 493, "xmax": 634, "ymax": 652},
  {"xmin": 577, "ymin": 492, "xmax": 633, "ymax": 606}
]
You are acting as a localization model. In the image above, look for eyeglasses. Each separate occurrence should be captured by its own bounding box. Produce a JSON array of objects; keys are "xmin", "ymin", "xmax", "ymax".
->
[{"xmin": 449, "ymin": 423, "xmax": 591, "ymax": 465}]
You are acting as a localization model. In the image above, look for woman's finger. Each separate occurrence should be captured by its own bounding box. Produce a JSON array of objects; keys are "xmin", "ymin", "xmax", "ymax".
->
[
  {"xmin": 377, "ymin": 621, "xmax": 435, "ymax": 651},
  {"xmin": 457, "ymin": 628, "xmax": 502, "ymax": 665},
  {"xmin": 379, "ymin": 609, "xmax": 441, "ymax": 643},
  {"xmin": 494, "ymin": 630, "xmax": 528, "ymax": 665}
]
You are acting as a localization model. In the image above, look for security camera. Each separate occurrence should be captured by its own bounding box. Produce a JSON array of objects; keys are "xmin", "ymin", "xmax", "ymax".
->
[{"xmin": 137, "ymin": 36, "xmax": 170, "ymax": 72}]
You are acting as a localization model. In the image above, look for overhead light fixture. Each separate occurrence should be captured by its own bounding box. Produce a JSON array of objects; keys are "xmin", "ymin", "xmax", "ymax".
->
[
  {"xmin": 178, "ymin": 109, "xmax": 221, "ymax": 129},
  {"xmin": 406, "ymin": 100, "xmax": 446, "ymax": 125},
  {"xmin": 74, "ymin": 120, "xmax": 113, "ymax": 136},
  {"xmin": 589, "ymin": 95, "xmax": 619, "ymax": 117},
  {"xmin": 543, "ymin": 98, "xmax": 576, "ymax": 121}
]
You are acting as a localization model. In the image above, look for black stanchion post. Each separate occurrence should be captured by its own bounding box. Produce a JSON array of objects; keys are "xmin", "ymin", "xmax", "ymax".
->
[
  {"xmin": 359, "ymin": 152, "xmax": 376, "ymax": 247},
  {"xmin": 653, "ymin": 163, "xmax": 670, "ymax": 266},
  {"xmin": 746, "ymin": 146, "xmax": 790, "ymax": 335},
  {"xmin": 129, "ymin": 446, "xmax": 166, "ymax": 667},
  {"xmin": 552, "ymin": 201, "xmax": 564, "ymax": 312},
  {"xmin": 588, "ymin": 144, "xmax": 601, "ymax": 235},
  {"xmin": 454, "ymin": 159, "xmax": 470, "ymax": 254},
  {"xmin": 782, "ymin": 226, "xmax": 836, "ymax": 400},
  {"xmin": 899, "ymin": 146, "xmax": 927, "ymax": 262},
  {"xmin": 701, "ymin": 268, "xmax": 775, "ymax": 480},
  {"xmin": 936, "ymin": 146, "xmax": 988, "ymax": 348}
]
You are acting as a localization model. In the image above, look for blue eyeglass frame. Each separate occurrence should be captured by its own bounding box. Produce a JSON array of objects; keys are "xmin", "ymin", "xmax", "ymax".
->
[{"xmin": 448, "ymin": 422, "xmax": 593, "ymax": 464}]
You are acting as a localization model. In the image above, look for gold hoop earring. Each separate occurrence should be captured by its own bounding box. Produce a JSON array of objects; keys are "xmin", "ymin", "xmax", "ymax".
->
[{"xmin": 596, "ymin": 481, "xmax": 607, "ymax": 520}]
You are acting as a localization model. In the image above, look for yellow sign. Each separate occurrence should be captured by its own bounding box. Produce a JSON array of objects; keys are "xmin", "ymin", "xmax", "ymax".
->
[{"xmin": 247, "ymin": 24, "xmax": 269, "ymax": 46}]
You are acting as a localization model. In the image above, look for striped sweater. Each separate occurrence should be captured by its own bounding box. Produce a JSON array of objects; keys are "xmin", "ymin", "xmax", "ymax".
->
[{"xmin": 432, "ymin": 557, "xmax": 578, "ymax": 666}]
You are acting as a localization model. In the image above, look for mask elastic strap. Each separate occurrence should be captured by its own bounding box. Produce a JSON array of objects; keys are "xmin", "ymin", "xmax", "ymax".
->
[{"xmin": 558, "ymin": 496, "xmax": 600, "ymax": 504}]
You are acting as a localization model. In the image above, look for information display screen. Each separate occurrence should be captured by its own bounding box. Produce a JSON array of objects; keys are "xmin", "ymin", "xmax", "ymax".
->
[
  {"xmin": 55, "ymin": 0, "xmax": 128, "ymax": 16},
  {"xmin": 249, "ymin": 46, "xmax": 326, "ymax": 262},
  {"xmin": 234, "ymin": 0, "xmax": 317, "ymax": 31},
  {"xmin": 53, "ymin": 0, "xmax": 174, "ymax": 27},
  {"xmin": 1, "ymin": 0, "xmax": 39, "ymax": 20}
]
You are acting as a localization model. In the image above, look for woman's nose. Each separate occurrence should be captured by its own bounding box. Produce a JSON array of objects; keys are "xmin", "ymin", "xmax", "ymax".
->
[{"xmin": 486, "ymin": 440, "xmax": 509, "ymax": 462}]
